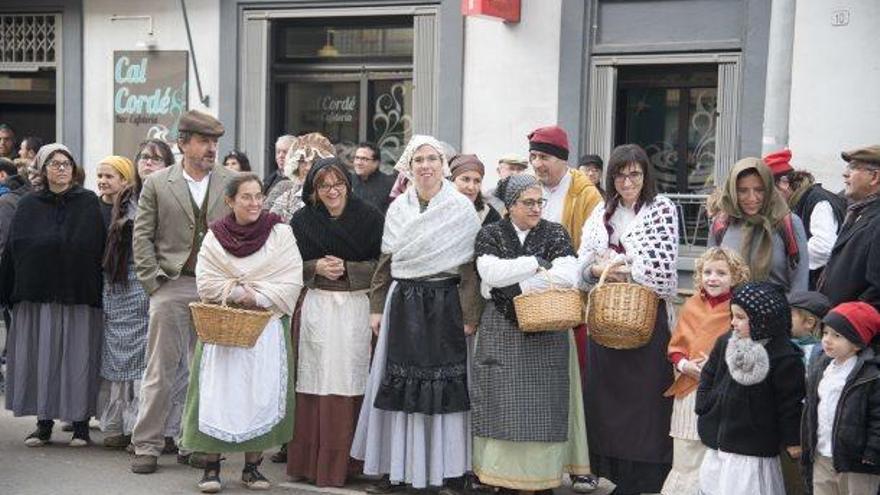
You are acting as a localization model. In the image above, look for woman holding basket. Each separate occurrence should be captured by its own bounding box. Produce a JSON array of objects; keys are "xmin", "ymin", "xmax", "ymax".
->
[
  {"xmin": 471, "ymin": 174, "xmax": 588, "ymax": 492},
  {"xmin": 179, "ymin": 173, "xmax": 303, "ymax": 493},
  {"xmin": 577, "ymin": 144, "xmax": 679, "ymax": 495}
]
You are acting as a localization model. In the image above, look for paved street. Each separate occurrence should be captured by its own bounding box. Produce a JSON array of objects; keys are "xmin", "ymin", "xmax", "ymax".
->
[{"xmin": 0, "ymin": 402, "xmax": 617, "ymax": 495}]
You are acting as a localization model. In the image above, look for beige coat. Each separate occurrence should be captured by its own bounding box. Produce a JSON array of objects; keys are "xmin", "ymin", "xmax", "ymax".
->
[{"xmin": 133, "ymin": 163, "xmax": 233, "ymax": 294}]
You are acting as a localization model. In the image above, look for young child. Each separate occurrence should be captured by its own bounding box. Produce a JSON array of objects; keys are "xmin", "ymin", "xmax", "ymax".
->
[
  {"xmin": 789, "ymin": 291, "xmax": 832, "ymax": 367},
  {"xmin": 696, "ymin": 281, "xmax": 806, "ymax": 495},
  {"xmin": 661, "ymin": 247, "xmax": 750, "ymax": 495},
  {"xmin": 800, "ymin": 301, "xmax": 880, "ymax": 495}
]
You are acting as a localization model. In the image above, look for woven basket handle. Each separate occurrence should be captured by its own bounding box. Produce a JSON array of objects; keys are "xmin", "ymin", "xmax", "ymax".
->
[
  {"xmin": 219, "ymin": 279, "xmax": 241, "ymax": 307},
  {"xmin": 537, "ymin": 267, "xmax": 556, "ymax": 291},
  {"xmin": 596, "ymin": 259, "xmax": 629, "ymax": 287}
]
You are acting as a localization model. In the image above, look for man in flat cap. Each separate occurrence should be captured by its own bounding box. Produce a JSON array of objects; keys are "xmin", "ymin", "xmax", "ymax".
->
[
  {"xmin": 486, "ymin": 154, "xmax": 528, "ymax": 214},
  {"xmin": 131, "ymin": 110, "xmax": 234, "ymax": 474},
  {"xmin": 819, "ymin": 145, "xmax": 880, "ymax": 310}
]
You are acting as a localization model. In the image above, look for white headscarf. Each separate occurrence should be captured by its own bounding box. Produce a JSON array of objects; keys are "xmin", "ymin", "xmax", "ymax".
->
[{"xmin": 393, "ymin": 135, "xmax": 452, "ymax": 181}]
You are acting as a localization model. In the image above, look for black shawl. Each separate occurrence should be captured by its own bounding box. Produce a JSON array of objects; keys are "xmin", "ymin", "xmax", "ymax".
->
[
  {"xmin": 290, "ymin": 157, "xmax": 384, "ymax": 262},
  {"xmin": 474, "ymin": 218, "xmax": 575, "ymax": 324},
  {"xmin": 0, "ymin": 185, "xmax": 106, "ymax": 307}
]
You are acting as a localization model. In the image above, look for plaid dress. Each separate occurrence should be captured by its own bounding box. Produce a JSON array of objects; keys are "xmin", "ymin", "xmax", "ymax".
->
[{"xmin": 100, "ymin": 263, "xmax": 149, "ymax": 381}]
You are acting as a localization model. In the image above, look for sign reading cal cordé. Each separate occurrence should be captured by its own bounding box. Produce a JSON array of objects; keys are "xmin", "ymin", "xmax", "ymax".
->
[{"xmin": 113, "ymin": 50, "xmax": 188, "ymax": 156}]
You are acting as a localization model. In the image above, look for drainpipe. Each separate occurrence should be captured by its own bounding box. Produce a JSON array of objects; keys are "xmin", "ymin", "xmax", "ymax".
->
[{"xmin": 761, "ymin": 0, "xmax": 797, "ymax": 154}]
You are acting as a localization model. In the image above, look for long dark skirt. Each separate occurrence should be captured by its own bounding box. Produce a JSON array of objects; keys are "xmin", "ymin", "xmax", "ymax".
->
[
  {"xmin": 373, "ymin": 277, "xmax": 469, "ymax": 415},
  {"xmin": 5, "ymin": 302, "xmax": 103, "ymax": 422},
  {"xmin": 584, "ymin": 302, "xmax": 673, "ymax": 494}
]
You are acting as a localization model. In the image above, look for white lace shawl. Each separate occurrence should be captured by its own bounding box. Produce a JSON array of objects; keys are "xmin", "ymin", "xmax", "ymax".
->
[
  {"xmin": 577, "ymin": 195, "xmax": 679, "ymax": 299},
  {"xmin": 383, "ymin": 179, "xmax": 481, "ymax": 279}
]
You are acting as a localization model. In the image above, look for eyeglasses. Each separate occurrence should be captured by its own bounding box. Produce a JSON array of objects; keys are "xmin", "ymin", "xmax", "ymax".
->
[
  {"xmin": 138, "ymin": 154, "xmax": 163, "ymax": 163},
  {"xmin": 47, "ymin": 160, "xmax": 73, "ymax": 170},
  {"xmin": 516, "ymin": 198, "xmax": 547, "ymax": 210},
  {"xmin": 411, "ymin": 155, "xmax": 441, "ymax": 165},
  {"xmin": 613, "ymin": 171, "xmax": 644, "ymax": 183},
  {"xmin": 317, "ymin": 182, "xmax": 347, "ymax": 193}
]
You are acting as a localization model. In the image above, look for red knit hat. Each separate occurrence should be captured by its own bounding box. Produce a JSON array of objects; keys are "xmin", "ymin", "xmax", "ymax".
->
[
  {"xmin": 823, "ymin": 302, "xmax": 880, "ymax": 348},
  {"xmin": 528, "ymin": 125, "xmax": 570, "ymax": 161},
  {"xmin": 763, "ymin": 149, "xmax": 793, "ymax": 178}
]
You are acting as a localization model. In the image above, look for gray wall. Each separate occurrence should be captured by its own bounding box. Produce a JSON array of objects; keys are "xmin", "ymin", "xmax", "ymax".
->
[
  {"xmin": 0, "ymin": 1, "xmax": 83, "ymax": 161},
  {"xmin": 218, "ymin": 0, "xmax": 464, "ymax": 160},
  {"xmin": 558, "ymin": 0, "xmax": 771, "ymax": 161}
]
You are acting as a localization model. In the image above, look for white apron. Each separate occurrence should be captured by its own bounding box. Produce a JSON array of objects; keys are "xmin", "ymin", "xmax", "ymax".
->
[
  {"xmin": 198, "ymin": 317, "xmax": 287, "ymax": 443},
  {"xmin": 296, "ymin": 288, "xmax": 371, "ymax": 396}
]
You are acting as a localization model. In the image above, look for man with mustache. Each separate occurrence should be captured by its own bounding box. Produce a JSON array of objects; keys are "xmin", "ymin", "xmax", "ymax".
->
[{"xmin": 130, "ymin": 110, "xmax": 234, "ymax": 474}]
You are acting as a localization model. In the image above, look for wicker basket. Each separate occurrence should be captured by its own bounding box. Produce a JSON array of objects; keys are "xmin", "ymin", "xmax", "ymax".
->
[
  {"xmin": 189, "ymin": 287, "xmax": 273, "ymax": 348},
  {"xmin": 586, "ymin": 264, "xmax": 658, "ymax": 349},
  {"xmin": 513, "ymin": 269, "xmax": 584, "ymax": 332}
]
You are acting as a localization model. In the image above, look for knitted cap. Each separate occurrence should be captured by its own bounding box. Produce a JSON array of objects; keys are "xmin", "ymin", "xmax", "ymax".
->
[
  {"xmin": 763, "ymin": 149, "xmax": 793, "ymax": 178},
  {"xmin": 449, "ymin": 154, "xmax": 485, "ymax": 179},
  {"xmin": 787, "ymin": 291, "xmax": 832, "ymax": 319},
  {"xmin": 823, "ymin": 302, "xmax": 880, "ymax": 348},
  {"xmin": 494, "ymin": 174, "xmax": 540, "ymax": 208},
  {"xmin": 731, "ymin": 282, "xmax": 792, "ymax": 340},
  {"xmin": 528, "ymin": 125, "xmax": 569, "ymax": 161}
]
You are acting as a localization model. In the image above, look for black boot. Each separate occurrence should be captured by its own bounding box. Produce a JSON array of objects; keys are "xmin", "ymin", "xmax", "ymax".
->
[
  {"xmin": 70, "ymin": 420, "xmax": 90, "ymax": 447},
  {"xmin": 270, "ymin": 443, "xmax": 287, "ymax": 463},
  {"xmin": 198, "ymin": 459, "xmax": 223, "ymax": 493},
  {"xmin": 24, "ymin": 419, "xmax": 53, "ymax": 447},
  {"xmin": 241, "ymin": 458, "xmax": 271, "ymax": 490}
]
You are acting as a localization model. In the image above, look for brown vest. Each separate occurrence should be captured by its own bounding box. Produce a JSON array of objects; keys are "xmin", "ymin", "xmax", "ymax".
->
[{"xmin": 181, "ymin": 190, "xmax": 209, "ymax": 276}]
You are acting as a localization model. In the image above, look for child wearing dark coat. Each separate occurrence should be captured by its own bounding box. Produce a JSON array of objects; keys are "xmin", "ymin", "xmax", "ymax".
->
[
  {"xmin": 800, "ymin": 301, "xmax": 880, "ymax": 495},
  {"xmin": 696, "ymin": 281, "xmax": 806, "ymax": 495}
]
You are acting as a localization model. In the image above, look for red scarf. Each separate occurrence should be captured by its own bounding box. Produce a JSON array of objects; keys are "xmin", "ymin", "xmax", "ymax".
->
[{"xmin": 209, "ymin": 211, "xmax": 283, "ymax": 258}]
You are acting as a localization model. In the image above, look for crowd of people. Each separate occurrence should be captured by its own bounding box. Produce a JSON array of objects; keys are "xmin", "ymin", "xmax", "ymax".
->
[{"xmin": 0, "ymin": 112, "xmax": 879, "ymax": 495}]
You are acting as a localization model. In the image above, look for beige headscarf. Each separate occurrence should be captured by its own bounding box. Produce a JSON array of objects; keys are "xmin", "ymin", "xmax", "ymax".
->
[
  {"xmin": 282, "ymin": 133, "xmax": 334, "ymax": 179},
  {"xmin": 393, "ymin": 135, "xmax": 452, "ymax": 182},
  {"xmin": 718, "ymin": 157, "xmax": 791, "ymax": 280}
]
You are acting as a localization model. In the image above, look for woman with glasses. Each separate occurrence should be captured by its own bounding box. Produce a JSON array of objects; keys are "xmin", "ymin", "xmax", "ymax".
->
[
  {"xmin": 709, "ymin": 157, "xmax": 809, "ymax": 292},
  {"xmin": 0, "ymin": 144, "xmax": 106, "ymax": 447},
  {"xmin": 577, "ymin": 144, "xmax": 680, "ymax": 495},
  {"xmin": 449, "ymin": 154, "xmax": 502, "ymax": 226},
  {"xmin": 179, "ymin": 173, "xmax": 303, "ymax": 492},
  {"xmin": 351, "ymin": 135, "xmax": 482, "ymax": 494},
  {"xmin": 266, "ymin": 133, "xmax": 335, "ymax": 223},
  {"xmin": 471, "ymin": 173, "xmax": 585, "ymax": 494},
  {"xmin": 286, "ymin": 157, "xmax": 384, "ymax": 487}
]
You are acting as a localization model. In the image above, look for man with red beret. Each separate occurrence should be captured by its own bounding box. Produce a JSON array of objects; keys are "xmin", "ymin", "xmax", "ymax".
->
[
  {"xmin": 763, "ymin": 149, "xmax": 846, "ymax": 289},
  {"xmin": 527, "ymin": 125, "xmax": 602, "ymax": 493},
  {"xmin": 819, "ymin": 145, "xmax": 880, "ymax": 311}
]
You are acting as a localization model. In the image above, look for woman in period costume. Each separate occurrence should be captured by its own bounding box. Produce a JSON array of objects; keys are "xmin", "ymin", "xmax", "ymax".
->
[
  {"xmin": 0, "ymin": 144, "xmax": 106, "ymax": 447},
  {"xmin": 350, "ymin": 135, "xmax": 483, "ymax": 492},
  {"xmin": 577, "ymin": 144, "xmax": 679, "ymax": 494},
  {"xmin": 265, "ymin": 132, "xmax": 335, "ymax": 223},
  {"xmin": 95, "ymin": 156, "xmax": 150, "ymax": 450},
  {"xmin": 180, "ymin": 173, "xmax": 303, "ymax": 493},
  {"xmin": 287, "ymin": 157, "xmax": 384, "ymax": 486},
  {"xmin": 709, "ymin": 157, "xmax": 809, "ymax": 292},
  {"xmin": 471, "ymin": 174, "xmax": 588, "ymax": 492},
  {"xmin": 449, "ymin": 154, "xmax": 502, "ymax": 226}
]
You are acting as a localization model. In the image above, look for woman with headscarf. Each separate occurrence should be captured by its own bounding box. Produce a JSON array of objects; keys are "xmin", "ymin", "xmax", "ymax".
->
[
  {"xmin": 179, "ymin": 173, "xmax": 303, "ymax": 492},
  {"xmin": 449, "ymin": 154, "xmax": 501, "ymax": 226},
  {"xmin": 0, "ymin": 143, "xmax": 106, "ymax": 447},
  {"xmin": 577, "ymin": 144, "xmax": 680, "ymax": 494},
  {"xmin": 286, "ymin": 157, "xmax": 384, "ymax": 487},
  {"xmin": 266, "ymin": 133, "xmax": 335, "ymax": 223},
  {"xmin": 350, "ymin": 135, "xmax": 483, "ymax": 493},
  {"xmin": 94, "ymin": 156, "xmax": 149, "ymax": 450},
  {"xmin": 471, "ymin": 174, "xmax": 588, "ymax": 493},
  {"xmin": 709, "ymin": 157, "xmax": 809, "ymax": 292}
]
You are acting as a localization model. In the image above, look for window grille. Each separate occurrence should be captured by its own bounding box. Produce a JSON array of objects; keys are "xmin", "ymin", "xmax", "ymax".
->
[{"xmin": 0, "ymin": 14, "xmax": 60, "ymax": 70}]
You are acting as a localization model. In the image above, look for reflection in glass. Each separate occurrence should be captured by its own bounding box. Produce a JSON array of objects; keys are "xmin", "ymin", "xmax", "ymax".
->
[
  {"xmin": 368, "ymin": 80, "xmax": 413, "ymax": 171},
  {"xmin": 284, "ymin": 81, "xmax": 360, "ymax": 148}
]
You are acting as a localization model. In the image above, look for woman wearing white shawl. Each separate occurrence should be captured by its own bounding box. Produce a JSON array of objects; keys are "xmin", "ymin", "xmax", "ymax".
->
[
  {"xmin": 350, "ymin": 135, "xmax": 483, "ymax": 492},
  {"xmin": 180, "ymin": 173, "xmax": 303, "ymax": 493}
]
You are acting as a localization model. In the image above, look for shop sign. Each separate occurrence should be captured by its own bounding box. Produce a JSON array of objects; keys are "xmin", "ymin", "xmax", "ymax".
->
[
  {"xmin": 461, "ymin": 0, "xmax": 521, "ymax": 23},
  {"xmin": 113, "ymin": 50, "xmax": 188, "ymax": 157}
]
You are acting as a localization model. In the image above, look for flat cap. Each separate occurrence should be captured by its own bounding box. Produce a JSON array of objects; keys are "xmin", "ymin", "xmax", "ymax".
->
[
  {"xmin": 788, "ymin": 291, "xmax": 831, "ymax": 319},
  {"xmin": 498, "ymin": 154, "xmax": 528, "ymax": 168},
  {"xmin": 841, "ymin": 145, "xmax": 880, "ymax": 166},
  {"xmin": 178, "ymin": 110, "xmax": 225, "ymax": 137}
]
